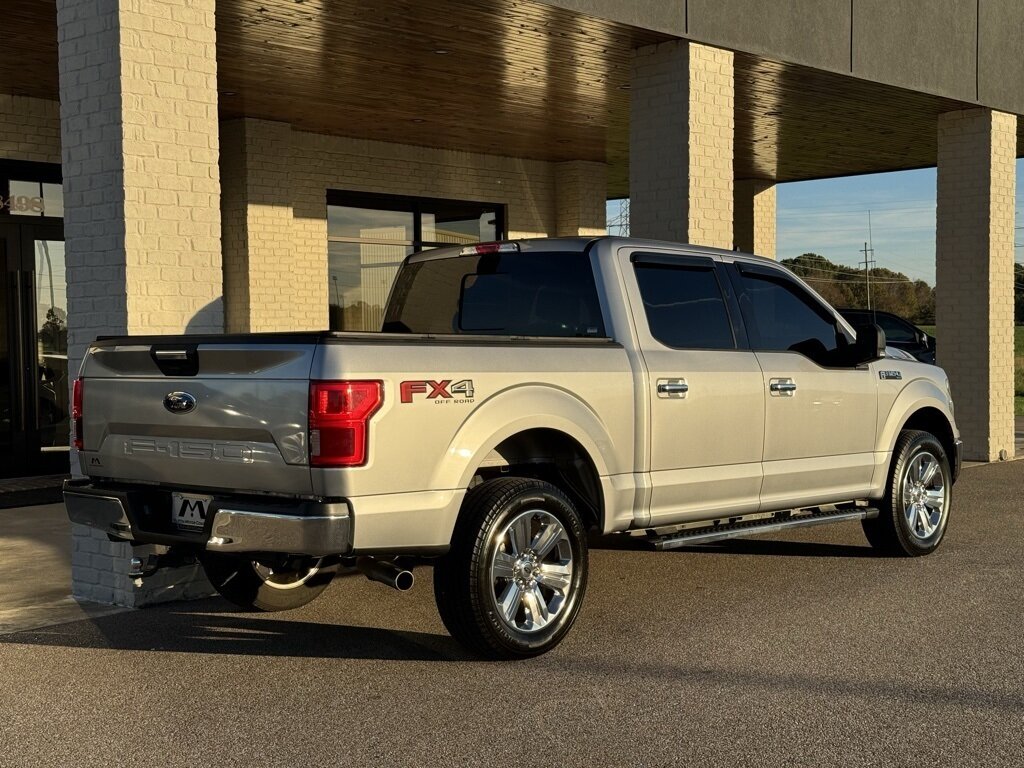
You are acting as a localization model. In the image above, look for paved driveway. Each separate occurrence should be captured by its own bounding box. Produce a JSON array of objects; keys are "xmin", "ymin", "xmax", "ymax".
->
[{"xmin": 1, "ymin": 462, "xmax": 1022, "ymax": 767}]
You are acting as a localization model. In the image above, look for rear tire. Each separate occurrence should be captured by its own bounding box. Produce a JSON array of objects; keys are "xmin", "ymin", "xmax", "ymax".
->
[
  {"xmin": 199, "ymin": 552, "xmax": 337, "ymax": 611},
  {"xmin": 434, "ymin": 477, "xmax": 588, "ymax": 659},
  {"xmin": 862, "ymin": 429, "xmax": 952, "ymax": 556}
]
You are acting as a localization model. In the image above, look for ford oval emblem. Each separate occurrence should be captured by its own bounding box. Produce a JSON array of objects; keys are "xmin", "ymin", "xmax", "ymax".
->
[{"xmin": 164, "ymin": 391, "xmax": 197, "ymax": 414}]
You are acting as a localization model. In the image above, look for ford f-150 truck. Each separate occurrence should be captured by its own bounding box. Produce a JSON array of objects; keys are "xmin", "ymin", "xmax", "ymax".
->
[{"xmin": 65, "ymin": 237, "xmax": 961, "ymax": 658}]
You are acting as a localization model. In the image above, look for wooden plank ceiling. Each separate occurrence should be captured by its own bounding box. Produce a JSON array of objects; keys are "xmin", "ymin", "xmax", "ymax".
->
[{"xmin": 0, "ymin": 0, "xmax": 998, "ymax": 197}]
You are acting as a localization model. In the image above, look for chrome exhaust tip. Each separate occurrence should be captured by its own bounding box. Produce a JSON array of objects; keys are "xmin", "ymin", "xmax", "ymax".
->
[{"xmin": 357, "ymin": 557, "xmax": 414, "ymax": 591}]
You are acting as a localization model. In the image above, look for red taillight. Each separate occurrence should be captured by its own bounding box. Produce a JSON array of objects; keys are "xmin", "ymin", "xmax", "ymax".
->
[
  {"xmin": 308, "ymin": 380, "xmax": 383, "ymax": 467},
  {"xmin": 72, "ymin": 378, "xmax": 84, "ymax": 450}
]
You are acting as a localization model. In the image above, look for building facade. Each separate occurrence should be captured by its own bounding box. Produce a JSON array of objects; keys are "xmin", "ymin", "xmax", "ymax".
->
[{"xmin": 1, "ymin": 0, "xmax": 1022, "ymax": 604}]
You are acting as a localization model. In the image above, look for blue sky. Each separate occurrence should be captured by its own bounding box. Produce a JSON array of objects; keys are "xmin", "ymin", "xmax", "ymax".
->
[{"xmin": 608, "ymin": 159, "xmax": 1024, "ymax": 285}]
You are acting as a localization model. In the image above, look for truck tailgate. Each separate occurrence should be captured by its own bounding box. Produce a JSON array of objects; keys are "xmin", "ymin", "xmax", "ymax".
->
[{"xmin": 78, "ymin": 338, "xmax": 317, "ymax": 495}]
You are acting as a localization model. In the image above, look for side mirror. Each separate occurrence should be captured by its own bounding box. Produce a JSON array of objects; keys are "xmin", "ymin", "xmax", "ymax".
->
[{"xmin": 852, "ymin": 323, "xmax": 886, "ymax": 364}]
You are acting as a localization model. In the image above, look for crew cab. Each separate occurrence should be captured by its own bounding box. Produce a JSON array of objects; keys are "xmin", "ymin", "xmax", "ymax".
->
[{"xmin": 65, "ymin": 237, "xmax": 961, "ymax": 658}]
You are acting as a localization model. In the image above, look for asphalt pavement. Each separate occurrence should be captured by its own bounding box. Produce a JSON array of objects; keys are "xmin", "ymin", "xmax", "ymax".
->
[
  {"xmin": 0, "ymin": 504, "xmax": 123, "ymax": 634},
  {"xmin": 1, "ymin": 461, "xmax": 1022, "ymax": 767}
]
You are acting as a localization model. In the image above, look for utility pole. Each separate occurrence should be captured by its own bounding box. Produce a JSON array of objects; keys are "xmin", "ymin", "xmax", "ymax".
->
[{"xmin": 860, "ymin": 241, "xmax": 876, "ymax": 312}]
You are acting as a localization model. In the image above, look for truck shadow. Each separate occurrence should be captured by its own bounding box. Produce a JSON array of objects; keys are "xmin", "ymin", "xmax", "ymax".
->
[
  {"xmin": 0, "ymin": 598, "xmax": 471, "ymax": 662},
  {"xmin": 590, "ymin": 533, "xmax": 875, "ymax": 558}
]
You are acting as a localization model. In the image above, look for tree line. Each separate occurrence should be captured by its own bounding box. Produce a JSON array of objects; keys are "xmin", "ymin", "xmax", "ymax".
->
[{"xmin": 781, "ymin": 253, "xmax": 935, "ymax": 324}]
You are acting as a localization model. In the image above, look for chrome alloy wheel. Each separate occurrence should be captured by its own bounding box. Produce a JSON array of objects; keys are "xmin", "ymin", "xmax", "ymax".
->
[
  {"xmin": 489, "ymin": 509, "xmax": 573, "ymax": 633},
  {"xmin": 251, "ymin": 558, "xmax": 324, "ymax": 591},
  {"xmin": 900, "ymin": 450, "xmax": 949, "ymax": 542}
]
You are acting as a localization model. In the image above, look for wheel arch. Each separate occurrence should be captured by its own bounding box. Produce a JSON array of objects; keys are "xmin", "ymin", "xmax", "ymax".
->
[
  {"xmin": 435, "ymin": 384, "xmax": 623, "ymax": 532},
  {"xmin": 900, "ymin": 406, "xmax": 957, "ymax": 470},
  {"xmin": 878, "ymin": 379, "xmax": 956, "ymax": 457},
  {"xmin": 471, "ymin": 428, "xmax": 605, "ymax": 531}
]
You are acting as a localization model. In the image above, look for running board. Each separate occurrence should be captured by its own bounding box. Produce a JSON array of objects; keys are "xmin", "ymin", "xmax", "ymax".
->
[{"xmin": 645, "ymin": 507, "xmax": 879, "ymax": 551}]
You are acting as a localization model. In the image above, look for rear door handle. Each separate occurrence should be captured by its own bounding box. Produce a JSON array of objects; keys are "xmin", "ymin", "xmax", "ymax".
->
[
  {"xmin": 657, "ymin": 379, "xmax": 689, "ymax": 398},
  {"xmin": 769, "ymin": 379, "xmax": 797, "ymax": 396}
]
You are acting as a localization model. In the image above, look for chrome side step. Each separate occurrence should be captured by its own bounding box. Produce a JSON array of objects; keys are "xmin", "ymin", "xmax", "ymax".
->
[{"xmin": 646, "ymin": 506, "xmax": 880, "ymax": 551}]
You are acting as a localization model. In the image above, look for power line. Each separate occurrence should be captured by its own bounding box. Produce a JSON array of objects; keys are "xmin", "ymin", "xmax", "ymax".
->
[
  {"xmin": 788, "ymin": 262, "xmax": 917, "ymax": 283},
  {"xmin": 801, "ymin": 276, "xmax": 919, "ymax": 286}
]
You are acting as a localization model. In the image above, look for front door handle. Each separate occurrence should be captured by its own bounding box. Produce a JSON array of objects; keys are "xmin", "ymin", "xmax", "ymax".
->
[
  {"xmin": 769, "ymin": 379, "xmax": 797, "ymax": 396},
  {"xmin": 656, "ymin": 379, "xmax": 689, "ymax": 398}
]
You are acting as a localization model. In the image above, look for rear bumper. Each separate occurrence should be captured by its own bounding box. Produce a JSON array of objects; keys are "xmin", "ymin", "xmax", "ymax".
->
[{"xmin": 64, "ymin": 480, "xmax": 352, "ymax": 557}]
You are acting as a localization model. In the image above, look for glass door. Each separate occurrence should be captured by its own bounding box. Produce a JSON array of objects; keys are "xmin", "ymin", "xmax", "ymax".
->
[{"xmin": 0, "ymin": 221, "xmax": 68, "ymax": 477}]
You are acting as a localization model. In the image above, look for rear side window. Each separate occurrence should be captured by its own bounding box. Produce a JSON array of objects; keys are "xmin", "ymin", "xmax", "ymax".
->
[
  {"xmin": 737, "ymin": 269, "xmax": 841, "ymax": 356},
  {"xmin": 633, "ymin": 260, "xmax": 735, "ymax": 349},
  {"xmin": 382, "ymin": 251, "xmax": 605, "ymax": 337}
]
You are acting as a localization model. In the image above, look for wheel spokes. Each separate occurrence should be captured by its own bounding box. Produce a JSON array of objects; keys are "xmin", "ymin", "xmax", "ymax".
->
[
  {"xmin": 492, "ymin": 550, "xmax": 516, "ymax": 580},
  {"xmin": 901, "ymin": 450, "xmax": 948, "ymax": 542},
  {"xmin": 522, "ymin": 586, "xmax": 549, "ymax": 626},
  {"xmin": 489, "ymin": 508, "xmax": 577, "ymax": 634},
  {"xmin": 508, "ymin": 515, "xmax": 532, "ymax": 556},
  {"xmin": 530, "ymin": 520, "xmax": 564, "ymax": 559},
  {"xmin": 915, "ymin": 505, "xmax": 929, "ymax": 534},
  {"xmin": 919, "ymin": 457, "xmax": 938, "ymax": 486},
  {"xmin": 498, "ymin": 582, "xmax": 523, "ymax": 623},
  {"xmin": 536, "ymin": 563, "xmax": 571, "ymax": 592}
]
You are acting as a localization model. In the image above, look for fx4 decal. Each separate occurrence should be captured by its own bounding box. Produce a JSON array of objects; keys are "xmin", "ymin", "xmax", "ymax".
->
[{"xmin": 400, "ymin": 379, "xmax": 476, "ymax": 404}]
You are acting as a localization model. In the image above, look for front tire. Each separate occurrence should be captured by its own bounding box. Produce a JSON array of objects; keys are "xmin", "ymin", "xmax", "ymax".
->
[
  {"xmin": 862, "ymin": 429, "xmax": 953, "ymax": 556},
  {"xmin": 199, "ymin": 552, "xmax": 337, "ymax": 611},
  {"xmin": 434, "ymin": 478, "xmax": 589, "ymax": 659}
]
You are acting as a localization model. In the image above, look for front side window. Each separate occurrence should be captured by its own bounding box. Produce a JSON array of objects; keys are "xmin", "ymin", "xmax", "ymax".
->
[
  {"xmin": 633, "ymin": 260, "xmax": 735, "ymax": 349},
  {"xmin": 738, "ymin": 268, "xmax": 842, "ymax": 362},
  {"xmin": 383, "ymin": 251, "xmax": 604, "ymax": 338},
  {"xmin": 327, "ymin": 191, "xmax": 503, "ymax": 331},
  {"xmin": 874, "ymin": 314, "xmax": 917, "ymax": 343}
]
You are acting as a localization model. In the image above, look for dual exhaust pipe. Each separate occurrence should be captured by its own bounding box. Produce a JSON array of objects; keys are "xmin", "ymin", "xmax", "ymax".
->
[{"xmin": 356, "ymin": 557, "xmax": 414, "ymax": 592}]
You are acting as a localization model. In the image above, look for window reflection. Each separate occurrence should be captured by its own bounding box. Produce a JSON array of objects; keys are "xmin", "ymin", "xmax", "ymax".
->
[
  {"xmin": 326, "ymin": 193, "xmax": 503, "ymax": 332},
  {"xmin": 35, "ymin": 240, "xmax": 69, "ymax": 451}
]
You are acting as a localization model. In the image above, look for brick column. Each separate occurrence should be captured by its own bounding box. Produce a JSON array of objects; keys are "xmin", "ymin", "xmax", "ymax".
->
[
  {"xmin": 57, "ymin": 0, "xmax": 223, "ymax": 605},
  {"xmin": 221, "ymin": 119, "xmax": 312, "ymax": 332},
  {"xmin": 554, "ymin": 161, "xmax": 608, "ymax": 236},
  {"xmin": 629, "ymin": 41, "xmax": 734, "ymax": 249},
  {"xmin": 734, "ymin": 179, "xmax": 776, "ymax": 258},
  {"xmin": 936, "ymin": 109, "xmax": 1016, "ymax": 462}
]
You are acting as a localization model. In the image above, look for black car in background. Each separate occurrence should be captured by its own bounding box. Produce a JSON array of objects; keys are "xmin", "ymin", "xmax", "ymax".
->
[{"xmin": 838, "ymin": 308, "xmax": 936, "ymax": 364}]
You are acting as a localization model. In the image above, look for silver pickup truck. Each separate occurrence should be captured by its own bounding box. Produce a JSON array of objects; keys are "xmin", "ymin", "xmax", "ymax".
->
[{"xmin": 65, "ymin": 237, "xmax": 961, "ymax": 658}]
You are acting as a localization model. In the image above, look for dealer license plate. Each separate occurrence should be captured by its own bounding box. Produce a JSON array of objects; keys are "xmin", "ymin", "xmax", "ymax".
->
[{"xmin": 172, "ymin": 492, "xmax": 213, "ymax": 532}]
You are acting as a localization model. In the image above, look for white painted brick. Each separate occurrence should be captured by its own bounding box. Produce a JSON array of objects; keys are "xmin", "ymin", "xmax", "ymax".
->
[
  {"xmin": 936, "ymin": 108, "xmax": 1016, "ymax": 461},
  {"xmin": 629, "ymin": 41, "xmax": 734, "ymax": 249},
  {"xmin": 0, "ymin": 95, "xmax": 62, "ymax": 163},
  {"xmin": 57, "ymin": 0, "xmax": 221, "ymax": 607},
  {"xmin": 734, "ymin": 179, "xmax": 776, "ymax": 258}
]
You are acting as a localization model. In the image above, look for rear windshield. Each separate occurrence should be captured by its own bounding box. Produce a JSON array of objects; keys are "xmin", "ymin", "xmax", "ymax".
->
[{"xmin": 382, "ymin": 251, "xmax": 605, "ymax": 337}]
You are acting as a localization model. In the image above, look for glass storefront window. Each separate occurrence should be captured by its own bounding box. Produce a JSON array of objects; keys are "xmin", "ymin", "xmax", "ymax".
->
[
  {"xmin": 34, "ymin": 239, "xmax": 69, "ymax": 451},
  {"xmin": 328, "ymin": 241, "xmax": 412, "ymax": 332},
  {"xmin": 328, "ymin": 205, "xmax": 415, "ymax": 243},
  {"xmin": 326, "ymin": 192, "xmax": 504, "ymax": 331},
  {"xmin": 4, "ymin": 180, "xmax": 64, "ymax": 218}
]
